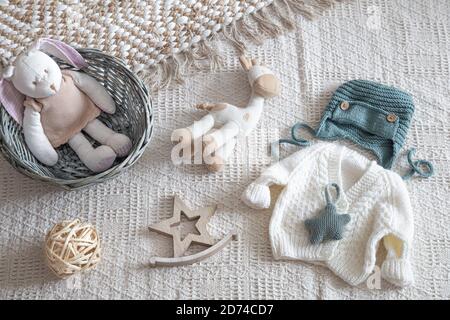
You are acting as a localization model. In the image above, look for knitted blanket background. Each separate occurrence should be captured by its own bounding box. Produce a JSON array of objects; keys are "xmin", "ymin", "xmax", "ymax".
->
[
  {"xmin": 1, "ymin": 0, "xmax": 450, "ymax": 299},
  {"xmin": 0, "ymin": 0, "xmax": 340, "ymax": 89}
]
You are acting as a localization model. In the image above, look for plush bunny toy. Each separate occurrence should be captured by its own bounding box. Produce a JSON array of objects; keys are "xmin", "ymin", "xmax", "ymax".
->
[{"xmin": 0, "ymin": 38, "xmax": 132, "ymax": 172}]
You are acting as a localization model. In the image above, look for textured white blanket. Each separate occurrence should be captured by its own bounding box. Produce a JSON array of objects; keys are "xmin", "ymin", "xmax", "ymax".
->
[{"xmin": 1, "ymin": 0, "xmax": 449, "ymax": 299}]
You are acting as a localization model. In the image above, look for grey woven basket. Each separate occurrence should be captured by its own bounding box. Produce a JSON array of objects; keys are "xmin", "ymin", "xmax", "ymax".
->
[{"xmin": 0, "ymin": 48, "xmax": 153, "ymax": 190}]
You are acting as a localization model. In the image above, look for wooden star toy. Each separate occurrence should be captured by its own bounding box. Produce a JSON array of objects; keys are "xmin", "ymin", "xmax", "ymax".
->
[
  {"xmin": 149, "ymin": 196, "xmax": 216, "ymax": 257},
  {"xmin": 148, "ymin": 196, "xmax": 237, "ymax": 267}
]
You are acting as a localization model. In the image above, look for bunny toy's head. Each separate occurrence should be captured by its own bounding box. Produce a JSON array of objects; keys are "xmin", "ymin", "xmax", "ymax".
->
[
  {"xmin": 0, "ymin": 38, "xmax": 88, "ymax": 124},
  {"xmin": 239, "ymin": 55, "xmax": 281, "ymax": 99},
  {"xmin": 4, "ymin": 49, "xmax": 63, "ymax": 99}
]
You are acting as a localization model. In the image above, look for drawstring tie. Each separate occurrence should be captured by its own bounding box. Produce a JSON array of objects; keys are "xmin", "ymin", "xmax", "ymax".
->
[
  {"xmin": 272, "ymin": 122, "xmax": 434, "ymax": 180},
  {"xmin": 271, "ymin": 122, "xmax": 315, "ymax": 159},
  {"xmin": 402, "ymin": 148, "xmax": 434, "ymax": 180}
]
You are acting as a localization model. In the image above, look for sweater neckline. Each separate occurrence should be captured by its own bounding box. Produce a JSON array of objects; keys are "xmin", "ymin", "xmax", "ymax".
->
[{"xmin": 327, "ymin": 144, "xmax": 380, "ymax": 207}]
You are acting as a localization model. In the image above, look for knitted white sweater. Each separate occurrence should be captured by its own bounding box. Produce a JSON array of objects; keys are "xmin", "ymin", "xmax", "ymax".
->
[{"xmin": 242, "ymin": 142, "xmax": 414, "ymax": 287}]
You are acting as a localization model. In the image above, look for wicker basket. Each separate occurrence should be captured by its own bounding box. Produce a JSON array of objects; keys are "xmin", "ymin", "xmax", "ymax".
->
[{"xmin": 0, "ymin": 49, "xmax": 153, "ymax": 190}]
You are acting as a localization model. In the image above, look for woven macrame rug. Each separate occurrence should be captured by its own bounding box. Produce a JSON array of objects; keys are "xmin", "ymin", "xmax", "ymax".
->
[{"xmin": 0, "ymin": 0, "xmax": 340, "ymax": 89}]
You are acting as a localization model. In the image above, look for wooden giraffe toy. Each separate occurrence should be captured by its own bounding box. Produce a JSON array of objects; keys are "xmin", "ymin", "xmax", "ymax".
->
[{"xmin": 171, "ymin": 55, "xmax": 281, "ymax": 171}]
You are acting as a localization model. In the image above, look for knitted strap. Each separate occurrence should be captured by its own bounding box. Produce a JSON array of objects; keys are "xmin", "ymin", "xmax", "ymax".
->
[
  {"xmin": 271, "ymin": 122, "xmax": 316, "ymax": 158},
  {"xmin": 272, "ymin": 123, "xmax": 434, "ymax": 181},
  {"xmin": 324, "ymin": 183, "xmax": 340, "ymax": 204},
  {"xmin": 402, "ymin": 148, "xmax": 434, "ymax": 180}
]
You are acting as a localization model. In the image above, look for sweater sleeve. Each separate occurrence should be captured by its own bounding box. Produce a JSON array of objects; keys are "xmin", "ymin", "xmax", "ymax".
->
[
  {"xmin": 379, "ymin": 173, "xmax": 415, "ymax": 287},
  {"xmin": 241, "ymin": 143, "xmax": 324, "ymax": 209}
]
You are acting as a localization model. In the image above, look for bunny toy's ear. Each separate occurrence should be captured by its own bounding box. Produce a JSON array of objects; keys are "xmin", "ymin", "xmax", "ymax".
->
[
  {"xmin": 35, "ymin": 38, "xmax": 88, "ymax": 69},
  {"xmin": 0, "ymin": 66, "xmax": 24, "ymax": 125}
]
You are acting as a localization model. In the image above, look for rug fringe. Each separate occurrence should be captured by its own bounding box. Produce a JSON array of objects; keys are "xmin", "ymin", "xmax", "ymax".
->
[
  {"xmin": 252, "ymin": 9, "xmax": 284, "ymax": 40},
  {"xmin": 144, "ymin": 0, "xmax": 342, "ymax": 91}
]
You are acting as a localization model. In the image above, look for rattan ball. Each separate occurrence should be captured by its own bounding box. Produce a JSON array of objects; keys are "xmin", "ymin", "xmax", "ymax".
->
[{"xmin": 45, "ymin": 219, "xmax": 101, "ymax": 279}]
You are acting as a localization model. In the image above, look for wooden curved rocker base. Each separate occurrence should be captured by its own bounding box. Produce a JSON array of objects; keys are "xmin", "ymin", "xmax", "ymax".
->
[{"xmin": 149, "ymin": 232, "xmax": 237, "ymax": 267}]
